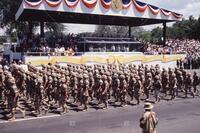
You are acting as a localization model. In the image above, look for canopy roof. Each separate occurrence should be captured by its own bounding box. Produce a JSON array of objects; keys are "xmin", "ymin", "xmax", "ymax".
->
[{"xmin": 16, "ymin": 0, "xmax": 183, "ymax": 26}]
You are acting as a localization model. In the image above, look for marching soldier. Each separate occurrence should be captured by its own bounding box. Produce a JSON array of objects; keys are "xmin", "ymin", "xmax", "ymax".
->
[
  {"xmin": 100, "ymin": 75, "xmax": 109, "ymax": 109},
  {"xmin": 52, "ymin": 76, "xmax": 59, "ymax": 104},
  {"xmin": 144, "ymin": 73, "xmax": 152, "ymax": 100},
  {"xmin": 82, "ymin": 74, "xmax": 89, "ymax": 111},
  {"xmin": 88, "ymin": 72, "xmax": 95, "ymax": 101},
  {"xmin": 153, "ymin": 76, "xmax": 162, "ymax": 103},
  {"xmin": 45, "ymin": 76, "xmax": 54, "ymax": 103},
  {"xmin": 185, "ymin": 73, "xmax": 195, "ymax": 98},
  {"xmin": 0, "ymin": 69, "xmax": 5, "ymax": 104},
  {"xmin": 119, "ymin": 75, "xmax": 128, "ymax": 106},
  {"xmin": 70, "ymin": 73, "xmax": 78, "ymax": 103},
  {"xmin": 112, "ymin": 73, "xmax": 120, "ymax": 103},
  {"xmin": 128, "ymin": 74, "xmax": 136, "ymax": 102},
  {"xmin": 176, "ymin": 71, "xmax": 184, "ymax": 97},
  {"xmin": 161, "ymin": 69, "xmax": 169, "ymax": 97},
  {"xmin": 169, "ymin": 73, "xmax": 177, "ymax": 100},
  {"xmin": 58, "ymin": 78, "xmax": 68, "ymax": 114},
  {"xmin": 193, "ymin": 71, "xmax": 199, "ymax": 96},
  {"xmin": 134, "ymin": 76, "xmax": 142, "ymax": 105},
  {"xmin": 106, "ymin": 72, "xmax": 112, "ymax": 101},
  {"xmin": 33, "ymin": 77, "xmax": 44, "ymax": 116},
  {"xmin": 6, "ymin": 76, "xmax": 25, "ymax": 120}
]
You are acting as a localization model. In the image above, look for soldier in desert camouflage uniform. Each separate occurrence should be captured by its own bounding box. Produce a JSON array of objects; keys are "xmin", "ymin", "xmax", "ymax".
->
[{"xmin": 184, "ymin": 73, "xmax": 195, "ymax": 98}]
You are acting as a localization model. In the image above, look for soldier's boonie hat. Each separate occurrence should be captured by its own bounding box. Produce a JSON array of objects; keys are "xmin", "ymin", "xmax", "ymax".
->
[
  {"xmin": 135, "ymin": 76, "xmax": 140, "ymax": 79},
  {"xmin": 61, "ymin": 78, "xmax": 66, "ymax": 82},
  {"xmin": 38, "ymin": 78, "xmax": 43, "ymax": 83},
  {"xmin": 147, "ymin": 73, "xmax": 151, "ymax": 77},
  {"xmin": 54, "ymin": 78, "xmax": 57, "ymax": 82},
  {"xmin": 0, "ymin": 69, "xmax": 3, "ymax": 73},
  {"xmin": 144, "ymin": 102, "xmax": 153, "ymax": 110},
  {"xmin": 155, "ymin": 75, "xmax": 159, "ymax": 79},
  {"xmin": 79, "ymin": 75, "xmax": 83, "ymax": 79},
  {"xmin": 102, "ymin": 75, "xmax": 107, "ymax": 80},
  {"xmin": 88, "ymin": 72, "xmax": 93, "ymax": 76},
  {"xmin": 8, "ymin": 78, "xmax": 15, "ymax": 84},
  {"xmin": 83, "ymin": 74, "xmax": 89, "ymax": 79},
  {"xmin": 120, "ymin": 75, "xmax": 125, "ymax": 79},
  {"xmin": 49, "ymin": 76, "xmax": 53, "ymax": 81}
]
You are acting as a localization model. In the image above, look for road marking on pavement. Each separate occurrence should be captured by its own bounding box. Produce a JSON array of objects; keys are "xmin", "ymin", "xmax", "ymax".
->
[{"xmin": 0, "ymin": 114, "xmax": 61, "ymax": 124}]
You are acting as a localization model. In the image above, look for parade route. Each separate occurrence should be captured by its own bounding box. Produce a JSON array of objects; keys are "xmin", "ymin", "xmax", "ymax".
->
[
  {"xmin": 1, "ymin": 97, "xmax": 200, "ymax": 133},
  {"xmin": 0, "ymin": 0, "xmax": 200, "ymax": 133}
]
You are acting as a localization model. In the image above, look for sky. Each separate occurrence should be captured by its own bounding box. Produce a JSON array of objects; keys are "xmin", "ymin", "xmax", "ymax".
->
[{"xmin": 66, "ymin": 0, "xmax": 200, "ymax": 34}]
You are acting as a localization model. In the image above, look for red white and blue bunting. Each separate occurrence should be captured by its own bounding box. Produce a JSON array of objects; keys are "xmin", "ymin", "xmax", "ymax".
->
[
  {"xmin": 160, "ymin": 9, "xmax": 171, "ymax": 16},
  {"xmin": 64, "ymin": 0, "xmax": 80, "ymax": 8},
  {"xmin": 132, "ymin": 0, "xmax": 147, "ymax": 12},
  {"xmin": 24, "ymin": 0, "xmax": 43, "ymax": 7},
  {"xmin": 172, "ymin": 12, "xmax": 183, "ymax": 19},
  {"xmin": 148, "ymin": 4, "xmax": 159, "ymax": 15},
  {"xmin": 23, "ymin": 0, "xmax": 182, "ymax": 19},
  {"xmin": 82, "ymin": 0, "xmax": 98, "ymax": 8},
  {"xmin": 45, "ymin": 0, "xmax": 62, "ymax": 7},
  {"xmin": 122, "ymin": 0, "xmax": 132, "ymax": 9},
  {"xmin": 100, "ymin": 0, "xmax": 112, "ymax": 9}
]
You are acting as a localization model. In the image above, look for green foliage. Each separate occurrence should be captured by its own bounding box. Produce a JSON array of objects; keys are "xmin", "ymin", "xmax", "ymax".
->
[
  {"xmin": 95, "ymin": 25, "xmax": 143, "ymax": 37},
  {"xmin": 151, "ymin": 27, "xmax": 163, "ymax": 43},
  {"xmin": 45, "ymin": 22, "xmax": 66, "ymax": 35},
  {"xmin": 0, "ymin": 0, "xmax": 66, "ymax": 38},
  {"xmin": 0, "ymin": 36, "xmax": 7, "ymax": 45},
  {"xmin": 138, "ymin": 31, "xmax": 151, "ymax": 42},
  {"xmin": 167, "ymin": 16, "xmax": 200, "ymax": 40}
]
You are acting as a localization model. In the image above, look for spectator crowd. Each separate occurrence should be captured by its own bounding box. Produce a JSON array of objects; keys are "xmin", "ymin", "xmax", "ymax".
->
[
  {"xmin": 16, "ymin": 33, "xmax": 78, "ymax": 55},
  {"xmin": 143, "ymin": 39, "xmax": 200, "ymax": 69}
]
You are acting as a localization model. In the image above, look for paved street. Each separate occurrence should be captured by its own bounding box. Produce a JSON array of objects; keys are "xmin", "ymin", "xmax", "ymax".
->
[{"xmin": 0, "ymin": 96, "xmax": 200, "ymax": 133}]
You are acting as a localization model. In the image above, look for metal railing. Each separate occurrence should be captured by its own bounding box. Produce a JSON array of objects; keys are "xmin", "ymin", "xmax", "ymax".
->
[{"xmin": 25, "ymin": 51, "xmax": 75, "ymax": 56}]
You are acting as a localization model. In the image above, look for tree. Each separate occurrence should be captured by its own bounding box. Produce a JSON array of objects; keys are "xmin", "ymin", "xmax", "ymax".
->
[
  {"xmin": 148, "ymin": 16, "xmax": 200, "ymax": 41},
  {"xmin": 95, "ymin": 25, "xmax": 144, "ymax": 37},
  {"xmin": 138, "ymin": 31, "xmax": 151, "ymax": 42},
  {"xmin": 45, "ymin": 22, "xmax": 66, "ymax": 36},
  {"xmin": 94, "ymin": 25, "xmax": 112, "ymax": 36},
  {"xmin": 0, "ymin": 0, "xmax": 66, "ymax": 37},
  {"xmin": 151, "ymin": 27, "xmax": 163, "ymax": 43}
]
